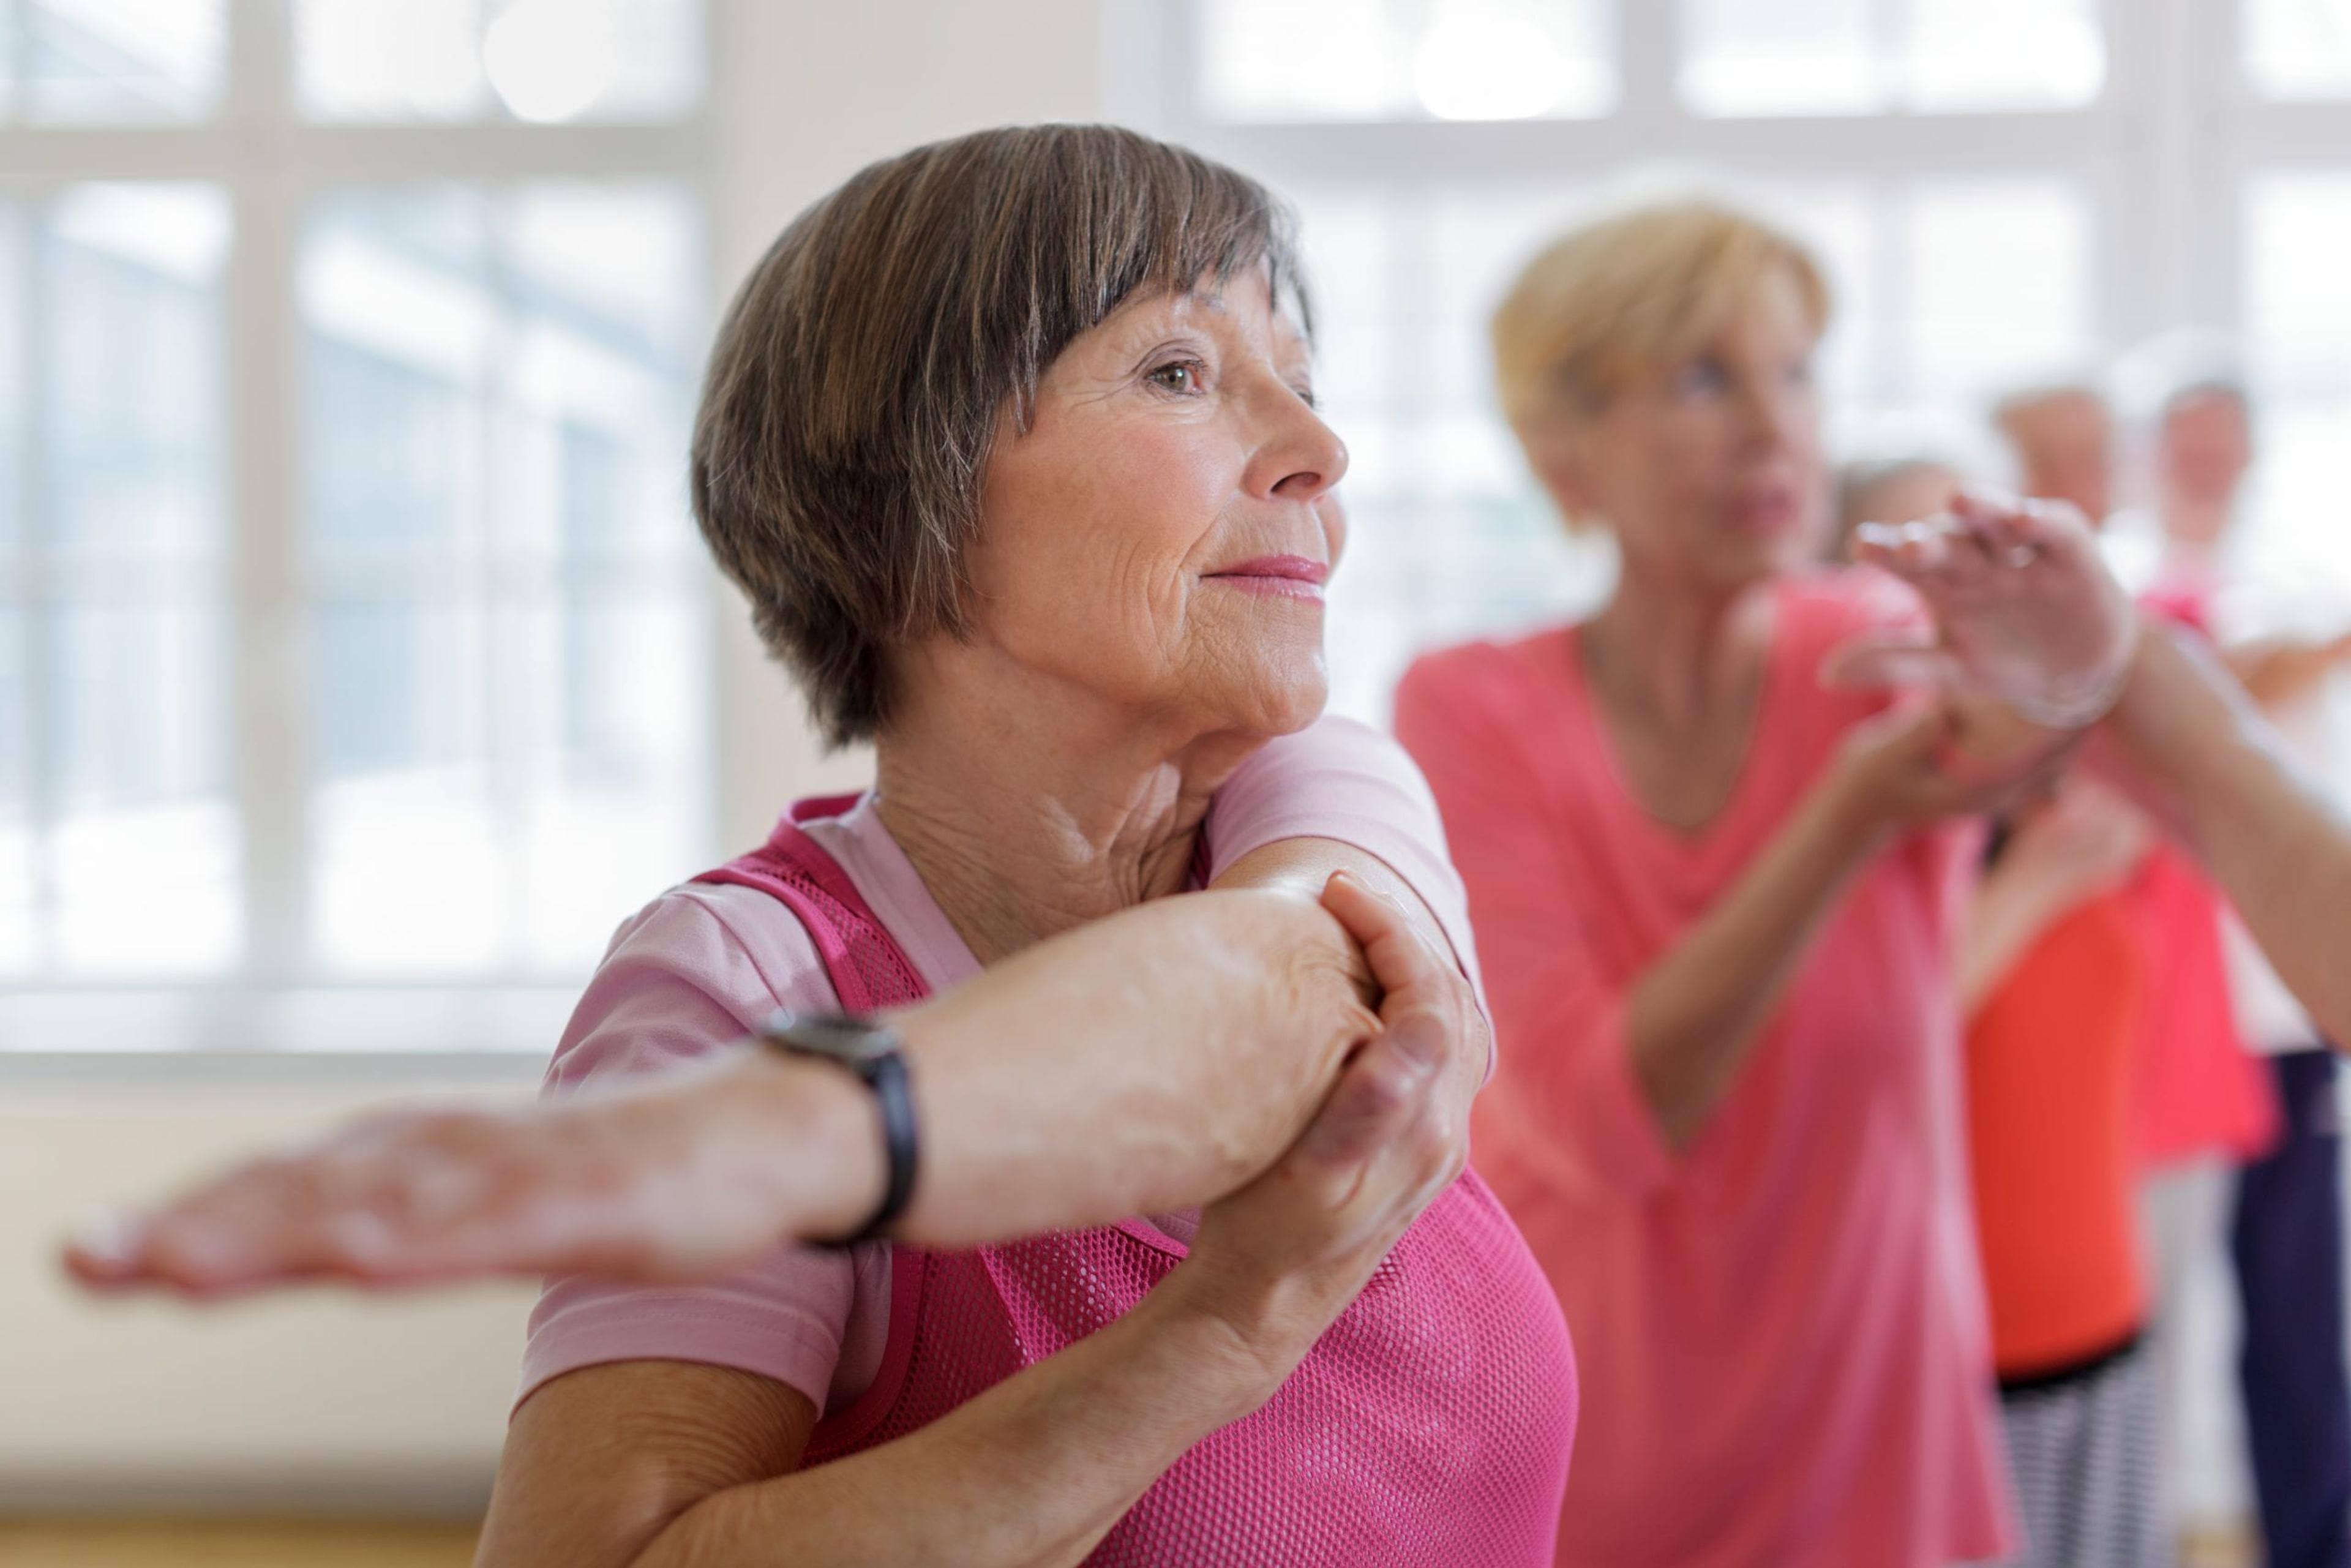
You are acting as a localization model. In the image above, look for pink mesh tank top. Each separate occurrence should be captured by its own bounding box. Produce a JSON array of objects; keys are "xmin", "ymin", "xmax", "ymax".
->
[{"xmin": 698, "ymin": 797, "xmax": 1578, "ymax": 1566}]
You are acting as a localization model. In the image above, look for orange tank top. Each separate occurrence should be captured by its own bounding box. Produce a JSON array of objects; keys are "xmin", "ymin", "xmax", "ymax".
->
[{"xmin": 1965, "ymin": 892, "xmax": 2150, "ymax": 1378}]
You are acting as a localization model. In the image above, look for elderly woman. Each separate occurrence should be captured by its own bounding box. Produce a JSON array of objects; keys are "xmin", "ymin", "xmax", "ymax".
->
[
  {"xmin": 69, "ymin": 127, "xmax": 1575, "ymax": 1566},
  {"xmin": 1393, "ymin": 202, "xmax": 2065, "ymax": 1566}
]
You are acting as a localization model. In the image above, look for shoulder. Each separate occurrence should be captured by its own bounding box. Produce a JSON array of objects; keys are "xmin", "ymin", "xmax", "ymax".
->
[
  {"xmin": 1395, "ymin": 626, "xmax": 1576, "ymax": 749},
  {"xmin": 549, "ymin": 881, "xmax": 841, "ymax": 1092},
  {"xmin": 1398, "ymin": 626, "xmax": 1570, "ymax": 708}
]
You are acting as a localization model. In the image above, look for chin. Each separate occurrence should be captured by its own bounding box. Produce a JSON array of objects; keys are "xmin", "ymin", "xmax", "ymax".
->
[{"xmin": 1218, "ymin": 662, "xmax": 1330, "ymax": 739}]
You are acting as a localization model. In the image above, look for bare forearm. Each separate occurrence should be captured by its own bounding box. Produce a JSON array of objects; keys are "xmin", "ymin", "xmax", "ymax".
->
[
  {"xmin": 886, "ymin": 888, "xmax": 1376, "ymax": 1245},
  {"xmin": 1628, "ymin": 781, "xmax": 1880, "ymax": 1147},
  {"xmin": 638, "ymin": 1289, "xmax": 1265, "ymax": 1568},
  {"xmin": 2110, "ymin": 626, "xmax": 2351, "ymax": 1043},
  {"xmin": 1957, "ymin": 866, "xmax": 2069, "ymax": 1018}
]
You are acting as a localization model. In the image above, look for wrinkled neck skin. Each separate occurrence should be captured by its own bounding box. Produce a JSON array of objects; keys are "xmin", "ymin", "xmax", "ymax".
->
[
  {"xmin": 1581, "ymin": 553, "xmax": 1774, "ymax": 740},
  {"xmin": 871, "ymin": 644, "xmax": 1270, "ymax": 968}
]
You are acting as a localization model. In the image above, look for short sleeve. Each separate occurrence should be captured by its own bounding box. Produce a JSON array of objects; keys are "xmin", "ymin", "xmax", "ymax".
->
[
  {"xmin": 1207, "ymin": 715, "xmax": 1490, "ymax": 1010},
  {"xmin": 514, "ymin": 885, "xmax": 885, "ymax": 1418}
]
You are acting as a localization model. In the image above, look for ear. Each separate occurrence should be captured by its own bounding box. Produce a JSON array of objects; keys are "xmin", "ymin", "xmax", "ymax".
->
[{"xmin": 1520, "ymin": 419, "xmax": 1598, "ymax": 523}]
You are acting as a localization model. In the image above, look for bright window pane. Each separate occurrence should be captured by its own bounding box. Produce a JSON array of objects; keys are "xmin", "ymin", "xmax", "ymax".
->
[
  {"xmin": 2247, "ymin": 0, "xmax": 2351, "ymax": 98},
  {"xmin": 1289, "ymin": 184, "xmax": 1603, "ymax": 724},
  {"xmin": 47, "ymin": 598, "xmax": 238, "ymax": 972},
  {"xmin": 0, "ymin": 201, "xmax": 21, "ymax": 559},
  {"xmin": 21, "ymin": 0, "xmax": 225, "ymax": 122},
  {"xmin": 29, "ymin": 185, "xmax": 237, "ymax": 977},
  {"xmin": 300, "ymin": 184, "xmax": 707, "ymax": 977},
  {"xmin": 1199, "ymin": 0, "xmax": 1614, "ymax": 123},
  {"xmin": 47, "ymin": 184, "xmax": 230, "ymax": 561},
  {"xmin": 2249, "ymin": 173, "xmax": 2351, "ymax": 378},
  {"xmin": 295, "ymin": 0, "xmax": 703, "ymax": 123},
  {"xmin": 1681, "ymin": 0, "xmax": 2102, "ymax": 115},
  {"xmin": 1904, "ymin": 179, "xmax": 2089, "ymax": 406},
  {"xmin": 2244, "ymin": 174, "xmax": 2351, "ymax": 604}
]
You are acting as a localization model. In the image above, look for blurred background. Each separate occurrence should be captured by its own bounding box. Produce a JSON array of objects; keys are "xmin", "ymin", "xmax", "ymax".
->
[{"xmin": 3, "ymin": 0, "xmax": 2350, "ymax": 1561}]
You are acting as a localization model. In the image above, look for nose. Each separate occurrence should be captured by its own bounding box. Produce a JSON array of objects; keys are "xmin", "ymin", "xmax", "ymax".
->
[
  {"xmin": 1245, "ymin": 381, "xmax": 1349, "ymax": 505},
  {"xmin": 1737, "ymin": 370, "xmax": 1809, "ymax": 453}
]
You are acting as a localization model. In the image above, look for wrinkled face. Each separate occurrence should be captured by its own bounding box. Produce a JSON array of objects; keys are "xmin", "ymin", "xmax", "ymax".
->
[
  {"xmin": 1530, "ymin": 270, "xmax": 1824, "ymax": 596},
  {"xmin": 958, "ymin": 268, "xmax": 1348, "ymax": 740},
  {"xmin": 2003, "ymin": 390, "xmax": 2115, "ymax": 526},
  {"xmin": 2159, "ymin": 390, "xmax": 2253, "ymax": 538}
]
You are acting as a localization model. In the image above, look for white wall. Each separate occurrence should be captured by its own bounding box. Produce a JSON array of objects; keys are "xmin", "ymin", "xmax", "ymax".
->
[
  {"xmin": 2, "ymin": 0, "xmax": 1113, "ymax": 1515},
  {"xmin": 705, "ymin": 0, "xmax": 1112, "ymax": 849},
  {"xmin": 0, "ymin": 1067, "xmax": 541, "ymax": 1516}
]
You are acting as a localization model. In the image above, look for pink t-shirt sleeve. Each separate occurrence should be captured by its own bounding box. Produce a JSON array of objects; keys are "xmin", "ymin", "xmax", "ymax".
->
[
  {"xmin": 1205, "ymin": 715, "xmax": 1490, "ymax": 1010},
  {"xmin": 514, "ymin": 886, "xmax": 885, "ymax": 1419},
  {"xmin": 1393, "ymin": 651, "xmax": 1676, "ymax": 1202}
]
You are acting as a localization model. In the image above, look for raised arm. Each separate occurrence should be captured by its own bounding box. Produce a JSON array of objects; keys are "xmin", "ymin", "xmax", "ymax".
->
[
  {"xmin": 1843, "ymin": 494, "xmax": 2351, "ymax": 1045},
  {"xmin": 1954, "ymin": 782, "xmax": 2151, "ymax": 1018},
  {"xmin": 2104, "ymin": 622, "xmax": 2351, "ymax": 1043},
  {"xmin": 471, "ymin": 875, "xmax": 1468, "ymax": 1568},
  {"xmin": 1399, "ymin": 664, "xmax": 2055, "ymax": 1168}
]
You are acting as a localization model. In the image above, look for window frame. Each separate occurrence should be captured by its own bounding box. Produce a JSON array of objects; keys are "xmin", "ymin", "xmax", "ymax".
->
[
  {"xmin": 0, "ymin": 0, "xmax": 716, "ymax": 1056},
  {"xmin": 1130, "ymin": 0, "xmax": 2351, "ymax": 399}
]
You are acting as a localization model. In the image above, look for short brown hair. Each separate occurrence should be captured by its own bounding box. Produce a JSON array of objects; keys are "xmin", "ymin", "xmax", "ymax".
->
[
  {"xmin": 691, "ymin": 124, "xmax": 1308, "ymax": 748},
  {"xmin": 1491, "ymin": 199, "xmax": 1829, "ymax": 432}
]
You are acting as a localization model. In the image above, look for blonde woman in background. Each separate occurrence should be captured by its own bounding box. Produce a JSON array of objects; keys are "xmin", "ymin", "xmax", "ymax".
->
[{"xmin": 1395, "ymin": 201, "xmax": 2061, "ymax": 1566}]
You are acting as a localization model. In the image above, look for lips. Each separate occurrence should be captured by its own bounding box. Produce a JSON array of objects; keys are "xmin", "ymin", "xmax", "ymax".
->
[{"xmin": 1204, "ymin": 554, "xmax": 1330, "ymax": 601}]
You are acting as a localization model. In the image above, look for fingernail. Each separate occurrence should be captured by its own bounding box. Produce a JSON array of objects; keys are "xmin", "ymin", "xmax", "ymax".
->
[{"xmin": 69, "ymin": 1208, "xmax": 145, "ymax": 1269}]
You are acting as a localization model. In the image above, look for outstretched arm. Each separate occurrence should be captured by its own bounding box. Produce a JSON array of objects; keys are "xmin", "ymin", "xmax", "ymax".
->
[{"xmin": 65, "ymin": 882, "xmax": 1385, "ymax": 1293}]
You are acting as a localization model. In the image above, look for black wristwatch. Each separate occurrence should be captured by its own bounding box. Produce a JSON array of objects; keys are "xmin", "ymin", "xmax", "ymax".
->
[{"xmin": 758, "ymin": 1011, "xmax": 919, "ymax": 1247}]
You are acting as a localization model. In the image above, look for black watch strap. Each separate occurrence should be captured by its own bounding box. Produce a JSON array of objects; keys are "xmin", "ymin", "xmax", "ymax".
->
[{"xmin": 758, "ymin": 1012, "xmax": 919, "ymax": 1247}]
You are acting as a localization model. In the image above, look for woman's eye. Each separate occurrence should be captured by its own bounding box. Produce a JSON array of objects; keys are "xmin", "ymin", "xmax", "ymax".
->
[
  {"xmin": 1676, "ymin": 358, "xmax": 1730, "ymax": 397},
  {"xmin": 1148, "ymin": 360, "xmax": 1205, "ymax": 394}
]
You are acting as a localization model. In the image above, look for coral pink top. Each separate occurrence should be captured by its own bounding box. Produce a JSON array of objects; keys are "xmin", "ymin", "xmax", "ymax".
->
[{"xmin": 1395, "ymin": 571, "xmax": 2014, "ymax": 1568}]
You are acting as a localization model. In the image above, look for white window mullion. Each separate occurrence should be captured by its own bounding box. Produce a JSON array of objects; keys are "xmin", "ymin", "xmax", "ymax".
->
[
  {"xmin": 225, "ymin": 0, "xmax": 307, "ymax": 985},
  {"xmin": 21, "ymin": 182, "xmax": 58, "ymax": 971}
]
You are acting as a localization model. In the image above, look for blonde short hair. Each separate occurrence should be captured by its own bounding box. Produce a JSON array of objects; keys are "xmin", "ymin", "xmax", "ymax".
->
[{"xmin": 1491, "ymin": 200, "xmax": 1830, "ymax": 432}]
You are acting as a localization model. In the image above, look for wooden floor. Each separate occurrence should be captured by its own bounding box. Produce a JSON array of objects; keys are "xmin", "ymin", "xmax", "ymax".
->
[
  {"xmin": 0, "ymin": 1516, "xmax": 2260, "ymax": 1567},
  {"xmin": 0, "ymin": 1521, "xmax": 479, "ymax": 1568}
]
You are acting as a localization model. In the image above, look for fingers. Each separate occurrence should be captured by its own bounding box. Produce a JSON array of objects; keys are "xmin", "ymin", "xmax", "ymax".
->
[
  {"xmin": 1293, "ymin": 1021, "xmax": 1443, "ymax": 1166},
  {"xmin": 1819, "ymin": 630, "xmax": 1965, "ymax": 694},
  {"xmin": 1321, "ymin": 869, "xmax": 1439, "ymax": 1004},
  {"xmin": 60, "ymin": 1111, "xmax": 558, "ymax": 1296}
]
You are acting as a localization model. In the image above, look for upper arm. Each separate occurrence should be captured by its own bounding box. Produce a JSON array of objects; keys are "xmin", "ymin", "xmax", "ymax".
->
[{"xmin": 477, "ymin": 1360, "xmax": 815, "ymax": 1568}]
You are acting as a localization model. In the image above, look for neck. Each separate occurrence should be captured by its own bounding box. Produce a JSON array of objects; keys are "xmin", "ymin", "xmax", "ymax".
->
[
  {"xmin": 1581, "ymin": 563, "xmax": 1769, "ymax": 729},
  {"xmin": 2160, "ymin": 494, "xmax": 2233, "ymax": 561},
  {"xmin": 871, "ymin": 662, "xmax": 1262, "ymax": 966}
]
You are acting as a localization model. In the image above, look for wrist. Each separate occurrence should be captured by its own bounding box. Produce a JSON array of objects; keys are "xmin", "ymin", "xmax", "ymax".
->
[
  {"xmin": 1139, "ymin": 1266, "xmax": 1305, "ymax": 1419},
  {"xmin": 1813, "ymin": 762, "xmax": 1898, "ymax": 858}
]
